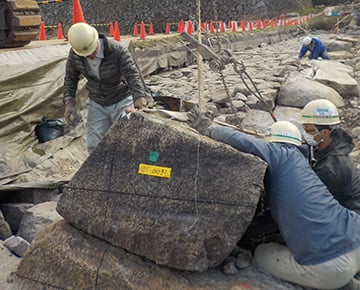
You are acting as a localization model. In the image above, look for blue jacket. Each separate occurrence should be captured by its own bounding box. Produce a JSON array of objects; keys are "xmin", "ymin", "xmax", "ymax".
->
[
  {"xmin": 210, "ymin": 126, "xmax": 360, "ymax": 265},
  {"xmin": 298, "ymin": 37, "xmax": 327, "ymax": 59}
]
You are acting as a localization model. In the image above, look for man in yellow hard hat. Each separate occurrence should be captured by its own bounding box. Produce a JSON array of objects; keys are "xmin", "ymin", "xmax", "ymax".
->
[
  {"xmin": 188, "ymin": 108, "xmax": 360, "ymax": 289},
  {"xmin": 63, "ymin": 22, "xmax": 148, "ymax": 153},
  {"xmin": 301, "ymin": 99, "xmax": 360, "ymax": 214}
]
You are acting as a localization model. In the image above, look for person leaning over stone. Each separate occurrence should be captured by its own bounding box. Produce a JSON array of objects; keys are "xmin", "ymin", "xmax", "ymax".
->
[
  {"xmin": 63, "ymin": 22, "xmax": 147, "ymax": 153},
  {"xmin": 301, "ymin": 99, "xmax": 360, "ymax": 214},
  {"xmin": 188, "ymin": 108, "xmax": 360, "ymax": 289},
  {"xmin": 297, "ymin": 36, "xmax": 329, "ymax": 62}
]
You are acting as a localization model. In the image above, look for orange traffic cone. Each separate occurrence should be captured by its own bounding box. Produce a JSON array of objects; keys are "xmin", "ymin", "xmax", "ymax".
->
[
  {"xmin": 187, "ymin": 20, "xmax": 193, "ymax": 34},
  {"xmin": 262, "ymin": 20, "xmax": 267, "ymax": 28},
  {"xmin": 113, "ymin": 21, "xmax": 121, "ymax": 41},
  {"xmin": 165, "ymin": 22, "xmax": 170, "ymax": 34},
  {"xmin": 140, "ymin": 21, "xmax": 146, "ymax": 40},
  {"xmin": 179, "ymin": 19, "xmax": 184, "ymax": 33},
  {"xmin": 38, "ymin": 21, "xmax": 46, "ymax": 40},
  {"xmin": 241, "ymin": 20, "xmax": 246, "ymax": 31},
  {"xmin": 109, "ymin": 22, "xmax": 114, "ymax": 36},
  {"xmin": 231, "ymin": 21, "xmax": 237, "ymax": 32},
  {"xmin": 249, "ymin": 21, "xmax": 253, "ymax": 30},
  {"xmin": 149, "ymin": 22, "xmax": 154, "ymax": 35},
  {"xmin": 209, "ymin": 20, "xmax": 215, "ymax": 33},
  {"xmin": 72, "ymin": 0, "xmax": 86, "ymax": 24},
  {"xmin": 133, "ymin": 22, "xmax": 138, "ymax": 36},
  {"xmin": 57, "ymin": 22, "xmax": 64, "ymax": 39},
  {"xmin": 199, "ymin": 20, "xmax": 204, "ymax": 32},
  {"xmin": 204, "ymin": 22, "xmax": 209, "ymax": 32},
  {"xmin": 219, "ymin": 20, "xmax": 225, "ymax": 32},
  {"xmin": 256, "ymin": 19, "xmax": 262, "ymax": 30}
]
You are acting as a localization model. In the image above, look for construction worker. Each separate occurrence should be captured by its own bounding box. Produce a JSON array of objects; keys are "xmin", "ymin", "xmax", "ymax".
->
[
  {"xmin": 298, "ymin": 36, "xmax": 329, "ymax": 61},
  {"xmin": 188, "ymin": 109, "xmax": 360, "ymax": 289},
  {"xmin": 301, "ymin": 99, "xmax": 360, "ymax": 214},
  {"xmin": 63, "ymin": 23, "xmax": 147, "ymax": 153}
]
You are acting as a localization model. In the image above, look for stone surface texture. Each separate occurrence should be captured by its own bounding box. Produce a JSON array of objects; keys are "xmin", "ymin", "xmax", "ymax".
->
[{"xmin": 57, "ymin": 112, "xmax": 267, "ymax": 271}]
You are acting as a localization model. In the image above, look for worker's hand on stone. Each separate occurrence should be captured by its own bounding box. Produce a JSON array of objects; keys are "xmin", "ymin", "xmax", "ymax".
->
[
  {"xmin": 187, "ymin": 106, "xmax": 218, "ymax": 136},
  {"xmin": 296, "ymin": 58, "xmax": 302, "ymax": 71},
  {"xmin": 64, "ymin": 97, "xmax": 79, "ymax": 125},
  {"xmin": 134, "ymin": 97, "xmax": 147, "ymax": 110}
]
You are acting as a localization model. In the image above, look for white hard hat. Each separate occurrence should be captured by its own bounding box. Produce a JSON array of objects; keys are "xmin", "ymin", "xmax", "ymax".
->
[
  {"xmin": 67, "ymin": 23, "xmax": 99, "ymax": 56},
  {"xmin": 301, "ymin": 99, "xmax": 340, "ymax": 125},
  {"xmin": 265, "ymin": 121, "xmax": 302, "ymax": 146},
  {"xmin": 302, "ymin": 36, "xmax": 312, "ymax": 46}
]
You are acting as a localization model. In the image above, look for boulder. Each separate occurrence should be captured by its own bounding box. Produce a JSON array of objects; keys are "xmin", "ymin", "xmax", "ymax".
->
[
  {"xmin": 277, "ymin": 72, "xmax": 345, "ymax": 108},
  {"xmin": 0, "ymin": 210, "xmax": 12, "ymax": 240},
  {"xmin": 313, "ymin": 61, "xmax": 360, "ymax": 98},
  {"xmin": 326, "ymin": 40, "xmax": 353, "ymax": 52},
  {"xmin": 17, "ymin": 201, "xmax": 63, "ymax": 242},
  {"xmin": 56, "ymin": 112, "xmax": 267, "ymax": 272},
  {"xmin": 14, "ymin": 220, "xmax": 305, "ymax": 290}
]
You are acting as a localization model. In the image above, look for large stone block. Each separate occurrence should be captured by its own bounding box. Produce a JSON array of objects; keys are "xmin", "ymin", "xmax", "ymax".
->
[
  {"xmin": 14, "ymin": 220, "xmax": 304, "ymax": 290},
  {"xmin": 57, "ymin": 112, "xmax": 267, "ymax": 271}
]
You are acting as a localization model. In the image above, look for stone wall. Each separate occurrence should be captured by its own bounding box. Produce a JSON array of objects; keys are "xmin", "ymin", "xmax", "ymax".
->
[{"xmin": 39, "ymin": 0, "xmax": 312, "ymax": 35}]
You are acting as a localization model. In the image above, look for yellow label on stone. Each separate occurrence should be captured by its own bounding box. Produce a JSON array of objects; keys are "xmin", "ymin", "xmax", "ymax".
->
[{"xmin": 138, "ymin": 164, "xmax": 172, "ymax": 178}]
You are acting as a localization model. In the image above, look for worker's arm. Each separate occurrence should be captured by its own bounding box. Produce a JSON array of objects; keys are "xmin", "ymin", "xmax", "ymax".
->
[
  {"xmin": 63, "ymin": 51, "xmax": 81, "ymax": 124},
  {"xmin": 298, "ymin": 45, "xmax": 308, "ymax": 59},
  {"xmin": 210, "ymin": 126, "xmax": 272, "ymax": 163},
  {"xmin": 63, "ymin": 51, "xmax": 81, "ymax": 101}
]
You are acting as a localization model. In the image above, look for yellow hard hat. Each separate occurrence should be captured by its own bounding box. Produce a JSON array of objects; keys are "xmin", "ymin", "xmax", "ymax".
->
[
  {"xmin": 265, "ymin": 121, "xmax": 302, "ymax": 146},
  {"xmin": 67, "ymin": 23, "xmax": 99, "ymax": 57},
  {"xmin": 301, "ymin": 99, "xmax": 340, "ymax": 125}
]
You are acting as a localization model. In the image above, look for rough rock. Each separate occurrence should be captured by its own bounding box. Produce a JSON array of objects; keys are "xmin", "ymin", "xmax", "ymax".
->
[
  {"xmin": 13, "ymin": 220, "xmax": 305, "ymax": 290},
  {"xmin": 17, "ymin": 201, "xmax": 63, "ymax": 243},
  {"xmin": 0, "ymin": 204, "xmax": 34, "ymax": 233},
  {"xmin": 4, "ymin": 236, "xmax": 30, "ymax": 257},
  {"xmin": 0, "ymin": 241, "xmax": 21, "ymax": 288},
  {"xmin": 312, "ymin": 61, "xmax": 360, "ymax": 98},
  {"xmin": 326, "ymin": 40, "xmax": 353, "ymax": 52},
  {"xmin": 0, "ymin": 210, "xmax": 12, "ymax": 240},
  {"xmin": 277, "ymin": 72, "xmax": 345, "ymax": 108},
  {"xmin": 56, "ymin": 112, "xmax": 267, "ymax": 272}
]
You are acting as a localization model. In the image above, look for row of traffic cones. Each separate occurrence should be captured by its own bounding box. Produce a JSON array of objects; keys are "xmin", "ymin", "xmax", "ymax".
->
[
  {"xmin": 38, "ymin": 13, "xmax": 311, "ymax": 42},
  {"xmin": 172, "ymin": 15, "xmax": 311, "ymax": 35},
  {"xmin": 109, "ymin": 21, "xmax": 121, "ymax": 41},
  {"xmin": 39, "ymin": 0, "xmax": 311, "ymax": 41},
  {"xmin": 38, "ymin": 22, "xmax": 64, "ymax": 40},
  {"xmin": 132, "ymin": 21, "xmax": 153, "ymax": 39},
  {"xmin": 38, "ymin": 0, "xmax": 85, "ymax": 41}
]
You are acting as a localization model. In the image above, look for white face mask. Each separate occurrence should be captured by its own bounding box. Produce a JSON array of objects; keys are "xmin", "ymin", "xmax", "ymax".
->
[{"xmin": 303, "ymin": 132, "xmax": 320, "ymax": 147}]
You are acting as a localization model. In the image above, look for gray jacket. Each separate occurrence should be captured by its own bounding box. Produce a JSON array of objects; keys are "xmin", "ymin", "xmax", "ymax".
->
[
  {"xmin": 64, "ymin": 34, "xmax": 145, "ymax": 106},
  {"xmin": 313, "ymin": 128, "xmax": 360, "ymax": 214}
]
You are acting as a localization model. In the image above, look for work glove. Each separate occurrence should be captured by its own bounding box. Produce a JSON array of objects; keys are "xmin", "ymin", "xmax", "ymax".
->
[
  {"xmin": 64, "ymin": 97, "xmax": 79, "ymax": 126},
  {"xmin": 187, "ymin": 106, "xmax": 218, "ymax": 136}
]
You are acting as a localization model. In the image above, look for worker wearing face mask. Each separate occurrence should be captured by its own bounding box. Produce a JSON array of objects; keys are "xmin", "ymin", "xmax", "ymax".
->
[{"xmin": 301, "ymin": 99, "xmax": 360, "ymax": 214}]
